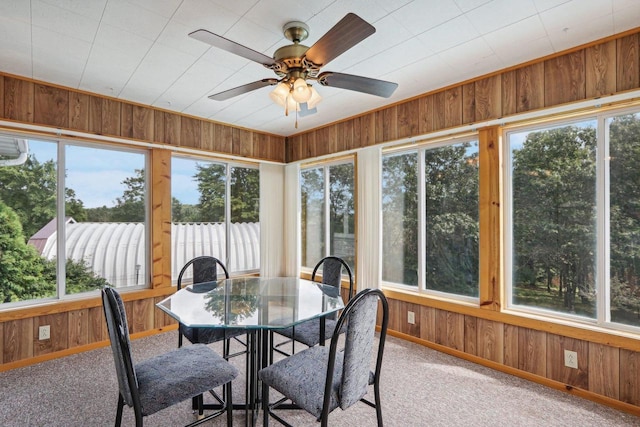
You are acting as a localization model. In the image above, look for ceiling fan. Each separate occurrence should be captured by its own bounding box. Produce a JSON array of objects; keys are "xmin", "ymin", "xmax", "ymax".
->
[{"xmin": 189, "ymin": 13, "xmax": 398, "ymax": 118}]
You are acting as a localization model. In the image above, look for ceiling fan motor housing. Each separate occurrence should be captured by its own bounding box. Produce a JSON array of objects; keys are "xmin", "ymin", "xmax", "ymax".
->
[{"xmin": 271, "ymin": 21, "xmax": 321, "ymax": 80}]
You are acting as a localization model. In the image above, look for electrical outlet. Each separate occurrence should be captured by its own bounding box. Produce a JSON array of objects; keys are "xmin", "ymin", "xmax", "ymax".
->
[
  {"xmin": 564, "ymin": 349, "xmax": 578, "ymax": 369},
  {"xmin": 39, "ymin": 325, "xmax": 51, "ymax": 340},
  {"xmin": 407, "ymin": 311, "xmax": 415, "ymax": 324}
]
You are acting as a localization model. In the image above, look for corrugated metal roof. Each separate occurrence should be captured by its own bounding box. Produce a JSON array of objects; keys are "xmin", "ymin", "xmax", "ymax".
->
[{"xmin": 35, "ymin": 222, "xmax": 260, "ymax": 288}]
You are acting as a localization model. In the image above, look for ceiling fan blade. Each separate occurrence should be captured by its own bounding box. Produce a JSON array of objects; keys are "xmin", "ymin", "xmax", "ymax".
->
[
  {"xmin": 189, "ymin": 29, "xmax": 277, "ymax": 67},
  {"xmin": 303, "ymin": 13, "xmax": 375, "ymax": 68},
  {"xmin": 298, "ymin": 103, "xmax": 317, "ymax": 117},
  {"xmin": 209, "ymin": 79, "xmax": 279, "ymax": 101},
  {"xmin": 317, "ymin": 72, "xmax": 398, "ymax": 98}
]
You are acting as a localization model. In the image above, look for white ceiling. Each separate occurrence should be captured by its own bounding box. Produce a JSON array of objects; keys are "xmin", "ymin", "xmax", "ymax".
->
[{"xmin": 1, "ymin": 0, "xmax": 639, "ymax": 137}]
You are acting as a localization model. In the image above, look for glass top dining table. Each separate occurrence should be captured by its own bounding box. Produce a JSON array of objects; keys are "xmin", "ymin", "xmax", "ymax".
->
[
  {"xmin": 156, "ymin": 276, "xmax": 345, "ymax": 330},
  {"xmin": 156, "ymin": 276, "xmax": 345, "ymax": 427}
]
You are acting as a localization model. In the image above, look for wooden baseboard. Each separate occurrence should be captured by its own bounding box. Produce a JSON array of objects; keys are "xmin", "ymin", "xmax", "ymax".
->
[{"xmin": 0, "ymin": 324, "xmax": 178, "ymax": 372}]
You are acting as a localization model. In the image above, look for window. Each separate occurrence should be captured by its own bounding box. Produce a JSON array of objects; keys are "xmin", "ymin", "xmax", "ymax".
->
[
  {"xmin": 382, "ymin": 139, "xmax": 479, "ymax": 299},
  {"xmin": 608, "ymin": 112, "xmax": 640, "ymax": 327},
  {"xmin": 381, "ymin": 152, "xmax": 418, "ymax": 285},
  {"xmin": 507, "ymin": 119, "xmax": 597, "ymax": 319},
  {"xmin": 506, "ymin": 109, "xmax": 640, "ymax": 330},
  {"xmin": 171, "ymin": 156, "xmax": 259, "ymax": 280},
  {"xmin": 300, "ymin": 160, "xmax": 355, "ymax": 271},
  {"xmin": 0, "ymin": 135, "xmax": 148, "ymax": 305}
]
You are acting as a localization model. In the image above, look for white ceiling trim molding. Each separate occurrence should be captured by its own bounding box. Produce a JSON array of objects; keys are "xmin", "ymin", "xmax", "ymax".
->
[{"xmin": 0, "ymin": 120, "xmax": 282, "ymax": 166}]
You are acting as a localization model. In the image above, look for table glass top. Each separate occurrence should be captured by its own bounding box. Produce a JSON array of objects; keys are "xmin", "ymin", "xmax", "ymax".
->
[{"xmin": 156, "ymin": 277, "xmax": 344, "ymax": 329}]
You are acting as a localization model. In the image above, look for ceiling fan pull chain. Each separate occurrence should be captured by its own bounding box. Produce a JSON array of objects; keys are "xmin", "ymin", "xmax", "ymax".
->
[{"xmin": 285, "ymin": 93, "xmax": 290, "ymax": 116}]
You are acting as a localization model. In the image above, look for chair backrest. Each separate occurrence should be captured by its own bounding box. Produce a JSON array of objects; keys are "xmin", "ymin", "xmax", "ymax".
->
[
  {"xmin": 102, "ymin": 287, "xmax": 141, "ymax": 410},
  {"xmin": 323, "ymin": 288, "xmax": 389, "ymax": 416},
  {"xmin": 311, "ymin": 256, "xmax": 354, "ymax": 299},
  {"xmin": 177, "ymin": 256, "xmax": 230, "ymax": 290}
]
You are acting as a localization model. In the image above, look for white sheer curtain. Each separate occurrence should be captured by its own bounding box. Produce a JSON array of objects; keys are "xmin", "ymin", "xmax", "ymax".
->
[
  {"xmin": 283, "ymin": 163, "xmax": 300, "ymax": 277},
  {"xmin": 259, "ymin": 163, "xmax": 285, "ymax": 277},
  {"xmin": 356, "ymin": 146, "xmax": 382, "ymax": 291}
]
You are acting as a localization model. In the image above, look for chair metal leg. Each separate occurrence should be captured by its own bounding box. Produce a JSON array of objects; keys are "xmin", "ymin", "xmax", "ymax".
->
[
  {"xmin": 191, "ymin": 395, "xmax": 199, "ymax": 410},
  {"xmin": 374, "ymin": 381, "xmax": 383, "ymax": 427},
  {"xmin": 197, "ymin": 394, "xmax": 204, "ymax": 419},
  {"xmin": 226, "ymin": 382, "xmax": 233, "ymax": 427},
  {"xmin": 115, "ymin": 394, "xmax": 124, "ymax": 427},
  {"xmin": 134, "ymin": 403, "xmax": 144, "ymax": 427},
  {"xmin": 262, "ymin": 383, "xmax": 269, "ymax": 427}
]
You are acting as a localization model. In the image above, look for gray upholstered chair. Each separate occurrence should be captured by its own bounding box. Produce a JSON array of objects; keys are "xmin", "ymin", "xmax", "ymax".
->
[
  {"xmin": 177, "ymin": 256, "xmax": 248, "ymax": 411},
  {"xmin": 102, "ymin": 287, "xmax": 238, "ymax": 427},
  {"xmin": 259, "ymin": 288, "xmax": 389, "ymax": 427},
  {"xmin": 272, "ymin": 256, "xmax": 354, "ymax": 356},
  {"xmin": 177, "ymin": 256, "xmax": 247, "ymax": 359}
]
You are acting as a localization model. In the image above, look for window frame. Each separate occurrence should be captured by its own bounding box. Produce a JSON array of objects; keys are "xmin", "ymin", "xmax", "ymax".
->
[
  {"xmin": 0, "ymin": 132, "xmax": 151, "ymax": 308},
  {"xmin": 170, "ymin": 153, "xmax": 261, "ymax": 280},
  {"xmin": 503, "ymin": 105, "xmax": 640, "ymax": 334},
  {"xmin": 380, "ymin": 135, "xmax": 480, "ymax": 304},
  {"xmin": 299, "ymin": 156, "xmax": 356, "ymax": 275}
]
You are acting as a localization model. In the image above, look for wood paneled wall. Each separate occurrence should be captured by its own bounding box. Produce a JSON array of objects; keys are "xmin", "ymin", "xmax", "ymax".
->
[
  {"xmin": 1, "ymin": 73, "xmax": 286, "ymax": 163},
  {"xmin": 287, "ymin": 28, "xmax": 640, "ymax": 415},
  {"xmin": 385, "ymin": 295, "xmax": 640, "ymax": 414},
  {"xmin": 287, "ymin": 30, "xmax": 640, "ymax": 162},
  {"xmin": 0, "ymin": 72, "xmax": 286, "ymax": 370},
  {"xmin": 0, "ymin": 291, "xmax": 176, "ymax": 368}
]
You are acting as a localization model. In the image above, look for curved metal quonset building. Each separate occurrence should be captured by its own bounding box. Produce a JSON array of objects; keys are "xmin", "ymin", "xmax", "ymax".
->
[{"xmin": 33, "ymin": 221, "xmax": 260, "ymax": 288}]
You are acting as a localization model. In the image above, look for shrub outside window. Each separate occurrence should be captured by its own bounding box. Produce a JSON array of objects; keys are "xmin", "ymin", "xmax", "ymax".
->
[{"xmin": 0, "ymin": 136, "xmax": 148, "ymax": 305}]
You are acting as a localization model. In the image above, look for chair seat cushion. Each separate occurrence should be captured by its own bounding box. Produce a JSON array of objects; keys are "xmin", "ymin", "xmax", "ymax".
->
[
  {"xmin": 259, "ymin": 346, "xmax": 344, "ymax": 418},
  {"xmin": 180, "ymin": 324, "xmax": 246, "ymax": 345},
  {"xmin": 275, "ymin": 318, "xmax": 340, "ymax": 347},
  {"xmin": 136, "ymin": 344, "xmax": 238, "ymax": 416}
]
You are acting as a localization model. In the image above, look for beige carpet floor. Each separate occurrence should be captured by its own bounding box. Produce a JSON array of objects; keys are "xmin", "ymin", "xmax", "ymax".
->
[{"xmin": 0, "ymin": 330, "xmax": 637, "ymax": 426}]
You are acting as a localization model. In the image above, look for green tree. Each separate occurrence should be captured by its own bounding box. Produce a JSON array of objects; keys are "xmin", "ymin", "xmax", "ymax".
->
[
  {"xmin": 195, "ymin": 163, "xmax": 226, "ymax": 222},
  {"xmin": 85, "ymin": 205, "xmax": 113, "ymax": 222},
  {"xmin": 512, "ymin": 125, "xmax": 597, "ymax": 315},
  {"xmin": 110, "ymin": 168, "xmax": 145, "ymax": 222},
  {"xmin": 0, "ymin": 155, "xmax": 57, "ymax": 239},
  {"xmin": 230, "ymin": 167, "xmax": 260, "ymax": 223},
  {"xmin": 194, "ymin": 164, "xmax": 259, "ymax": 223},
  {"xmin": 382, "ymin": 153, "xmax": 418, "ymax": 285},
  {"xmin": 65, "ymin": 187, "xmax": 87, "ymax": 222},
  {"xmin": 0, "ymin": 200, "xmax": 52, "ymax": 302},
  {"xmin": 608, "ymin": 114, "xmax": 640, "ymax": 323},
  {"xmin": 0, "ymin": 155, "xmax": 87, "ymax": 238},
  {"xmin": 301, "ymin": 167, "xmax": 325, "ymax": 266},
  {"xmin": 424, "ymin": 143, "xmax": 479, "ymax": 296}
]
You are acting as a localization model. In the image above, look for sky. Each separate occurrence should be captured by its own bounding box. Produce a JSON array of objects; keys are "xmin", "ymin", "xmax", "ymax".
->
[{"xmin": 29, "ymin": 140, "xmax": 203, "ymax": 208}]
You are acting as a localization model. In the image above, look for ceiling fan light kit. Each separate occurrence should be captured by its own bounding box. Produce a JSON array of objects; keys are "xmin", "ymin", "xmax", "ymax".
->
[{"xmin": 189, "ymin": 13, "xmax": 398, "ymax": 127}]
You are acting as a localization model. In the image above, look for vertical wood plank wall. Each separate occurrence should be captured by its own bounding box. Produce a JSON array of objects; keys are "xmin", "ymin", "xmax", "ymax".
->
[
  {"xmin": 288, "ymin": 29, "xmax": 640, "ymax": 414},
  {"xmin": 0, "ymin": 73, "xmax": 285, "ymax": 370},
  {"xmin": 0, "ymin": 26, "xmax": 639, "ymax": 415},
  {"xmin": 1, "ymin": 73, "xmax": 286, "ymax": 163},
  {"xmin": 287, "ymin": 31, "xmax": 640, "ymax": 162}
]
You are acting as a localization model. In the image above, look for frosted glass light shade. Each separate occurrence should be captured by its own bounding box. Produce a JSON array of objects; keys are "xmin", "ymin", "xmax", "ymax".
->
[
  {"xmin": 292, "ymin": 78, "xmax": 312, "ymax": 103},
  {"xmin": 307, "ymin": 86, "xmax": 322, "ymax": 109},
  {"xmin": 269, "ymin": 82, "xmax": 290, "ymax": 107}
]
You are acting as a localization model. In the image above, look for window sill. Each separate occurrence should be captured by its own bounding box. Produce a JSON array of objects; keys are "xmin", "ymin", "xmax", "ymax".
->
[{"xmin": 382, "ymin": 287, "xmax": 640, "ymax": 351}]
